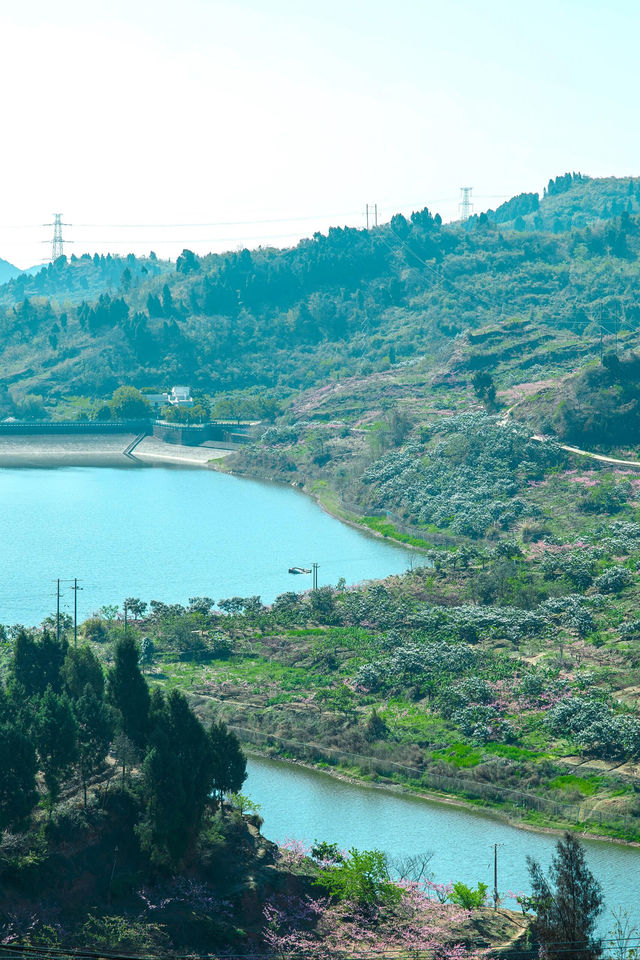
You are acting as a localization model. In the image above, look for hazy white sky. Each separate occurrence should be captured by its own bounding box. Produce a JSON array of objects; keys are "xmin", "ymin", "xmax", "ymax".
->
[{"xmin": 1, "ymin": 0, "xmax": 638, "ymax": 267}]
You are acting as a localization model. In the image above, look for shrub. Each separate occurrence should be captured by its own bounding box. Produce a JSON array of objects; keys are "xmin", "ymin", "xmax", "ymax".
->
[
  {"xmin": 314, "ymin": 848, "xmax": 401, "ymax": 906},
  {"xmin": 82, "ymin": 617, "xmax": 108, "ymax": 643},
  {"xmin": 593, "ymin": 566, "xmax": 632, "ymax": 594},
  {"xmin": 449, "ymin": 881, "xmax": 488, "ymax": 909}
]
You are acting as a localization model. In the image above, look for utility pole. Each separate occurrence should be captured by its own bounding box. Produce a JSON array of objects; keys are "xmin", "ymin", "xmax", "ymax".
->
[
  {"xmin": 56, "ymin": 578, "xmax": 61, "ymax": 641},
  {"xmin": 459, "ymin": 187, "xmax": 473, "ymax": 221},
  {"xmin": 365, "ymin": 204, "xmax": 378, "ymax": 230},
  {"xmin": 124, "ymin": 600, "xmax": 128, "ymax": 636},
  {"xmin": 312, "ymin": 562, "xmax": 319, "ymax": 591},
  {"xmin": 492, "ymin": 843, "xmax": 504, "ymax": 910},
  {"xmin": 72, "ymin": 578, "xmax": 82, "ymax": 647}
]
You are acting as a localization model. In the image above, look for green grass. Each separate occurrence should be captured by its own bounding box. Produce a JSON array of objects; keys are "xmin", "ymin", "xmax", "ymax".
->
[
  {"xmin": 382, "ymin": 700, "xmax": 451, "ymax": 742},
  {"xmin": 358, "ymin": 516, "xmax": 434, "ymax": 549},
  {"xmin": 431, "ymin": 743, "xmax": 484, "ymax": 768},
  {"xmin": 485, "ymin": 743, "xmax": 544, "ymax": 761},
  {"xmin": 549, "ymin": 774, "xmax": 601, "ymax": 796}
]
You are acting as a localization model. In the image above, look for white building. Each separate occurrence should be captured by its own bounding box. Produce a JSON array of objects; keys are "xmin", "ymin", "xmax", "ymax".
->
[{"xmin": 170, "ymin": 386, "xmax": 192, "ymax": 405}]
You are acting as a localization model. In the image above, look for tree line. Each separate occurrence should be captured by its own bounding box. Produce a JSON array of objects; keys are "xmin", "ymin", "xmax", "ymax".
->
[{"xmin": 0, "ymin": 629, "xmax": 245, "ymax": 869}]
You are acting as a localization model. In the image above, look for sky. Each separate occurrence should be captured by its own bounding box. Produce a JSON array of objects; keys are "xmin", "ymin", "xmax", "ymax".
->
[{"xmin": 1, "ymin": 0, "xmax": 639, "ymax": 267}]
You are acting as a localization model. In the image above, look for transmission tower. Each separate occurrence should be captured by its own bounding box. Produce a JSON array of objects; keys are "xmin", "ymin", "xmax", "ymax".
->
[
  {"xmin": 45, "ymin": 213, "xmax": 69, "ymax": 261},
  {"xmin": 459, "ymin": 187, "xmax": 473, "ymax": 221}
]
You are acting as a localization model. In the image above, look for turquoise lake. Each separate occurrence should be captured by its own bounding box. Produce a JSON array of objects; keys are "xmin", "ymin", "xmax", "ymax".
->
[{"xmin": 0, "ymin": 464, "xmax": 414, "ymax": 625}]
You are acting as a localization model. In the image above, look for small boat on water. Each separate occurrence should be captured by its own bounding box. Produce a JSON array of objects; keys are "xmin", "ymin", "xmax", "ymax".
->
[{"xmin": 288, "ymin": 566, "xmax": 311, "ymax": 574}]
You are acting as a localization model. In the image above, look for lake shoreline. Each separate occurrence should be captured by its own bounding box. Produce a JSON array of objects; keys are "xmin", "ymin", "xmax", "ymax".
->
[
  {"xmin": 0, "ymin": 434, "xmax": 231, "ymax": 468},
  {"xmin": 243, "ymin": 748, "xmax": 640, "ymax": 849},
  {"xmin": 0, "ymin": 435, "xmax": 422, "ymax": 551},
  {"xmin": 214, "ymin": 458, "xmax": 428, "ymax": 554}
]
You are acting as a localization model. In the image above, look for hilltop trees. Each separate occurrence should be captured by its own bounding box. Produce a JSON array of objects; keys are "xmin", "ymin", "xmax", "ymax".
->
[
  {"xmin": 62, "ymin": 644, "xmax": 105, "ymax": 698},
  {"xmin": 209, "ymin": 720, "xmax": 247, "ymax": 804},
  {"xmin": 11, "ymin": 628, "xmax": 68, "ymax": 697},
  {"xmin": 141, "ymin": 689, "xmax": 219, "ymax": 866},
  {"xmin": 35, "ymin": 688, "xmax": 78, "ymax": 811}
]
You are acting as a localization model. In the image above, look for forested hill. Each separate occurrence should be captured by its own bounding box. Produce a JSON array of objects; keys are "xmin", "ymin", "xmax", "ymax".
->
[
  {"xmin": 3, "ymin": 172, "xmax": 640, "ymax": 410},
  {"xmin": 482, "ymin": 172, "xmax": 640, "ymax": 231},
  {"xmin": 0, "ymin": 252, "xmax": 171, "ymax": 307}
]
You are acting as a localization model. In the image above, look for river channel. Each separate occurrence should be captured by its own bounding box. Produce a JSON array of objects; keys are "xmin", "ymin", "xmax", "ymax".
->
[
  {"xmin": 0, "ymin": 464, "xmax": 414, "ymax": 625},
  {"xmin": 246, "ymin": 756, "xmax": 640, "ymax": 930}
]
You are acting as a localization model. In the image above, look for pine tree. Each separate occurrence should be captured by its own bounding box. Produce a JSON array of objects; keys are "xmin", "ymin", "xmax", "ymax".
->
[
  {"xmin": 74, "ymin": 684, "xmax": 114, "ymax": 805},
  {"xmin": 526, "ymin": 831, "xmax": 604, "ymax": 960},
  {"xmin": 35, "ymin": 687, "xmax": 78, "ymax": 813},
  {"xmin": 209, "ymin": 719, "xmax": 247, "ymax": 805},
  {"xmin": 141, "ymin": 690, "xmax": 215, "ymax": 866},
  {"xmin": 0, "ymin": 721, "xmax": 38, "ymax": 830},
  {"xmin": 62, "ymin": 645, "xmax": 105, "ymax": 699},
  {"xmin": 12, "ymin": 629, "xmax": 68, "ymax": 698},
  {"xmin": 107, "ymin": 635, "xmax": 150, "ymax": 747}
]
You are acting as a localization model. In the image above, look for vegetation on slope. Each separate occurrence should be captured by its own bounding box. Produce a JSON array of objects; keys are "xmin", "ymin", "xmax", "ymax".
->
[
  {"xmin": 3, "ymin": 173, "xmax": 640, "ymax": 421},
  {"xmin": 0, "ymin": 625, "xmax": 531, "ymax": 955},
  {"xmin": 8, "ymin": 456, "xmax": 640, "ymax": 842}
]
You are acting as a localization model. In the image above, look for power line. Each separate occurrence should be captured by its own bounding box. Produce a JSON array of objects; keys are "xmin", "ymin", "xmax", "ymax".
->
[
  {"xmin": 0, "ymin": 192, "xmax": 511, "ymax": 233},
  {"xmin": 1, "ymin": 937, "xmax": 639, "ymax": 960}
]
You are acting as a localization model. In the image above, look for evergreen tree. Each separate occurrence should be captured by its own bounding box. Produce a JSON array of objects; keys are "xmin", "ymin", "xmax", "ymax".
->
[
  {"xmin": 527, "ymin": 832, "xmax": 604, "ymax": 960},
  {"xmin": 74, "ymin": 684, "xmax": 114, "ymax": 805},
  {"xmin": 209, "ymin": 719, "xmax": 247, "ymax": 804},
  {"xmin": 0, "ymin": 721, "xmax": 38, "ymax": 831},
  {"xmin": 12, "ymin": 628, "xmax": 68, "ymax": 698},
  {"xmin": 35, "ymin": 687, "xmax": 78, "ymax": 812},
  {"xmin": 107, "ymin": 635, "xmax": 150, "ymax": 747},
  {"xmin": 62, "ymin": 644, "xmax": 105, "ymax": 699},
  {"xmin": 141, "ymin": 690, "xmax": 214, "ymax": 866}
]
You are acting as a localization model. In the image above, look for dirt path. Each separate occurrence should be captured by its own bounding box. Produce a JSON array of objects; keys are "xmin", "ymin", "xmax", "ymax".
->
[{"xmin": 532, "ymin": 435, "xmax": 640, "ymax": 469}]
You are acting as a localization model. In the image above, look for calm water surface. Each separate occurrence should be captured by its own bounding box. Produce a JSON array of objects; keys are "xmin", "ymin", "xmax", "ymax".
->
[
  {"xmin": 0, "ymin": 465, "xmax": 414, "ymax": 624},
  {"xmin": 246, "ymin": 756, "xmax": 640, "ymax": 930}
]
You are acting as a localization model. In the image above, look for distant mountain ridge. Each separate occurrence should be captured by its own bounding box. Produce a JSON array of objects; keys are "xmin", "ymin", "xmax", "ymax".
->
[{"xmin": 0, "ymin": 257, "xmax": 23, "ymax": 286}]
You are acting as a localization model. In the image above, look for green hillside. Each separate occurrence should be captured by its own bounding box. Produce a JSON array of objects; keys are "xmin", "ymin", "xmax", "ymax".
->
[
  {"xmin": 2, "ymin": 173, "xmax": 640, "ymax": 419},
  {"xmin": 0, "ymin": 251, "xmax": 171, "ymax": 308},
  {"xmin": 483, "ymin": 171, "xmax": 640, "ymax": 231},
  {"xmin": 6, "ymin": 175, "xmax": 640, "ymax": 844}
]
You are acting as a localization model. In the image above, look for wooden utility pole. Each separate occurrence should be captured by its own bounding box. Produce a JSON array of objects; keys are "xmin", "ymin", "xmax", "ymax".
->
[
  {"xmin": 72, "ymin": 578, "xmax": 81, "ymax": 646},
  {"xmin": 492, "ymin": 843, "xmax": 504, "ymax": 910}
]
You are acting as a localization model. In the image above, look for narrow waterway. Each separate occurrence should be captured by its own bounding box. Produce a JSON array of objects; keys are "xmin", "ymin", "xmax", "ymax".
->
[
  {"xmin": 0, "ymin": 465, "xmax": 414, "ymax": 624},
  {"xmin": 246, "ymin": 756, "xmax": 640, "ymax": 930}
]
